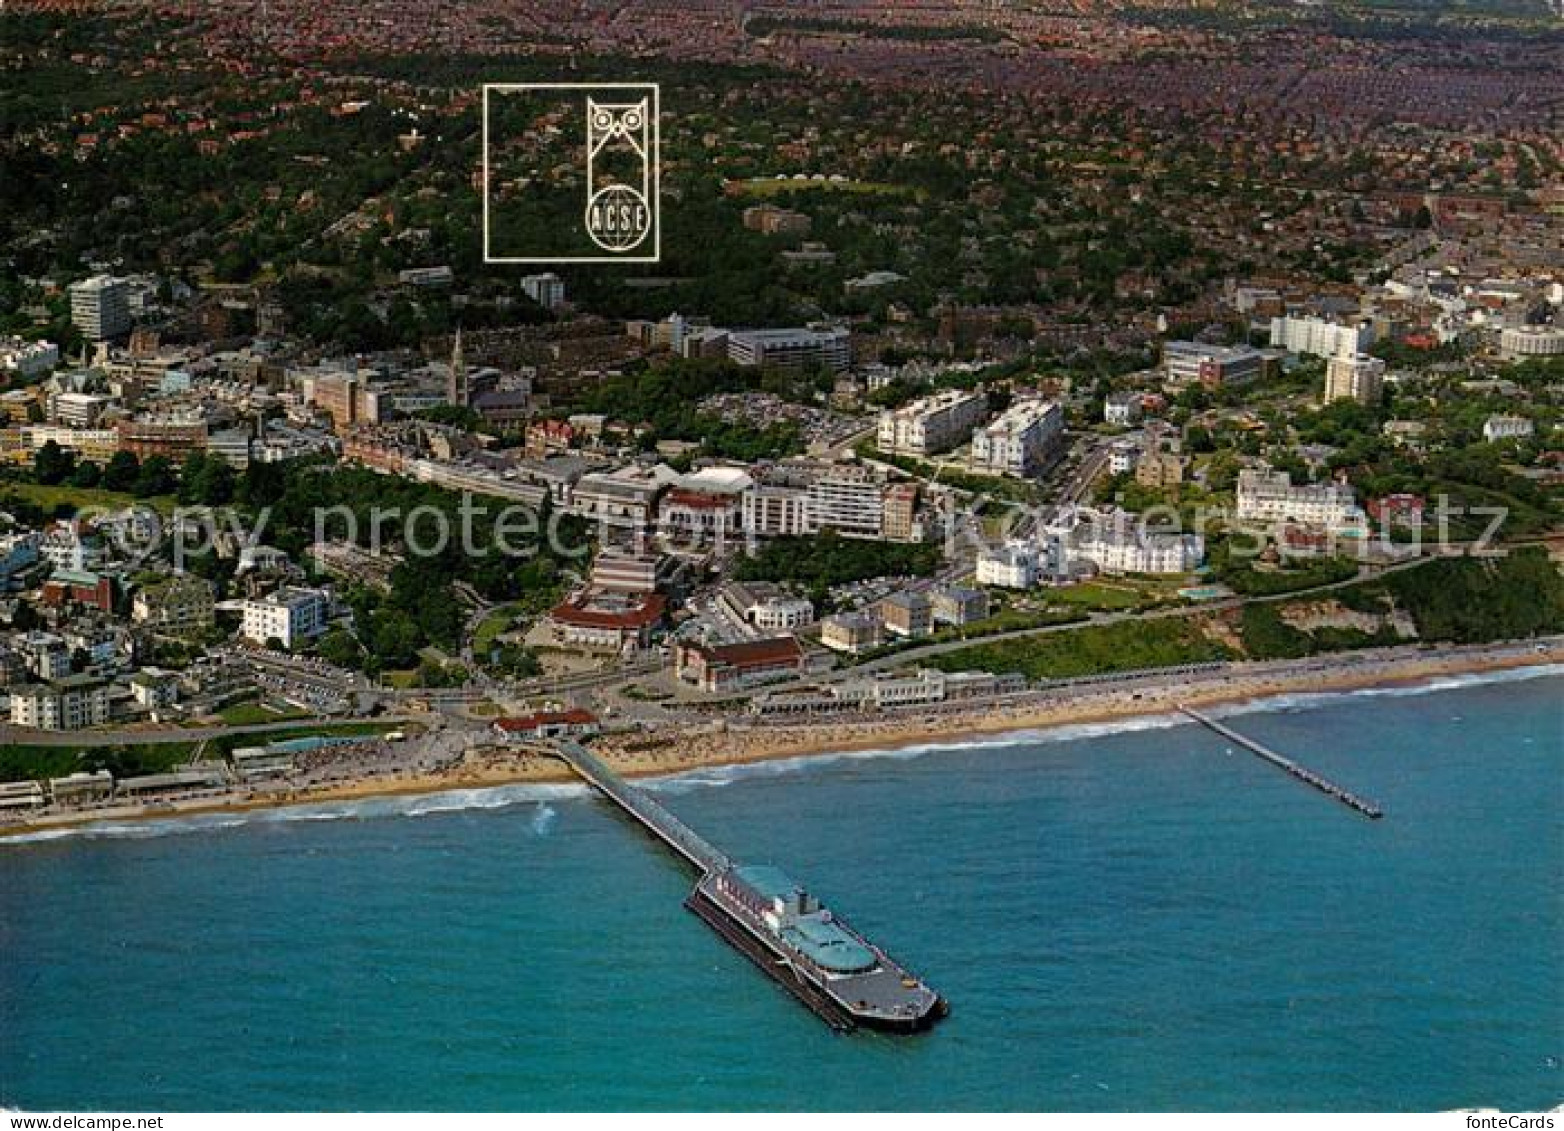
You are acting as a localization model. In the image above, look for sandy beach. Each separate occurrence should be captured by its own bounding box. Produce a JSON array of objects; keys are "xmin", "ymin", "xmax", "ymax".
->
[{"xmin": 4, "ymin": 641, "xmax": 1559, "ymax": 840}]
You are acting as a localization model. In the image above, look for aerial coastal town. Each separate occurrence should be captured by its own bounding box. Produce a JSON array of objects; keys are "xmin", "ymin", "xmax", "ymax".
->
[{"xmin": 1, "ymin": 0, "xmax": 1562, "ymax": 832}]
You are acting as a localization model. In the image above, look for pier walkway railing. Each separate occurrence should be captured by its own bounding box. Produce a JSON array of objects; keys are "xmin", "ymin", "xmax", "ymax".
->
[
  {"xmin": 552, "ymin": 741, "xmax": 731, "ymax": 873},
  {"xmin": 1179, "ymin": 706, "xmax": 1384, "ymax": 820}
]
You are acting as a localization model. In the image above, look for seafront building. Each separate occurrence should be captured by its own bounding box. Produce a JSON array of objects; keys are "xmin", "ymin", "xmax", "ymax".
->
[
  {"xmin": 751, "ymin": 668, "xmax": 1026, "ymax": 716},
  {"xmin": 8, "ymin": 675, "xmax": 110, "ymax": 730},
  {"xmin": 1236, "ymin": 468, "xmax": 1363, "ymax": 531},
  {"xmin": 819, "ymin": 612, "xmax": 884, "ymax": 654},
  {"xmin": 976, "ymin": 542, "xmax": 1037, "ymax": 589},
  {"xmin": 236, "ymin": 587, "xmax": 333, "ymax": 648},
  {"xmin": 675, "ymin": 636, "xmax": 808, "ymax": 692},
  {"xmin": 131, "ymin": 575, "xmax": 217, "ymax": 638},
  {"xmin": 546, "ymin": 590, "xmax": 665, "ymax": 652},
  {"xmin": 878, "ymin": 592, "xmax": 933, "ymax": 638},
  {"xmin": 1061, "ymin": 507, "xmax": 1204, "ymax": 575},
  {"xmin": 969, "ymin": 399, "xmax": 1064, "ymax": 477},
  {"xmin": 877, "ymin": 390, "xmax": 987, "ymax": 456}
]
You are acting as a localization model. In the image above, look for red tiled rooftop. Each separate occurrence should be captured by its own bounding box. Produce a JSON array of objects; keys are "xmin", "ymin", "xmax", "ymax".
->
[
  {"xmin": 494, "ymin": 709, "xmax": 597, "ymax": 733},
  {"xmin": 548, "ymin": 591, "xmax": 667, "ymax": 629},
  {"xmin": 689, "ymin": 636, "xmax": 805, "ymax": 669}
]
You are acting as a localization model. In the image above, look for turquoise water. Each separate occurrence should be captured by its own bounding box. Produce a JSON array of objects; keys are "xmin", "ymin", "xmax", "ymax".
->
[
  {"xmin": 2, "ymin": 671, "xmax": 1560, "ymax": 1111},
  {"xmin": 264, "ymin": 737, "xmax": 362, "ymax": 755}
]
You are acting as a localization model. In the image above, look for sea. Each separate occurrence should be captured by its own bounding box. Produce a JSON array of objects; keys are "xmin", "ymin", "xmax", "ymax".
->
[{"xmin": 1, "ymin": 668, "xmax": 1560, "ymax": 1112}]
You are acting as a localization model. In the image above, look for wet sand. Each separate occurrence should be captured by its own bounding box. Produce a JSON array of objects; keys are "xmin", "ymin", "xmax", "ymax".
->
[{"xmin": 4, "ymin": 642, "xmax": 1558, "ymax": 839}]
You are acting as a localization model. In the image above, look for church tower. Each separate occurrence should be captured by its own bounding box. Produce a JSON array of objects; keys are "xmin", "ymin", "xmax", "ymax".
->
[{"xmin": 447, "ymin": 327, "xmax": 468, "ymax": 407}]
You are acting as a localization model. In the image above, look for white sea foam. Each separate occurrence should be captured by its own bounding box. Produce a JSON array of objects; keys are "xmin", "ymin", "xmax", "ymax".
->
[
  {"xmin": 530, "ymin": 802, "xmax": 558, "ymax": 836},
  {"xmin": 1203, "ymin": 661, "xmax": 1562, "ymax": 722},
  {"xmin": 4, "ymin": 663, "xmax": 1555, "ymax": 846},
  {"xmin": 646, "ymin": 663, "xmax": 1561, "ymax": 792},
  {"xmin": 643, "ymin": 710, "xmax": 1193, "ymax": 795},
  {"xmin": 0, "ymin": 782, "xmax": 587, "ymax": 847}
]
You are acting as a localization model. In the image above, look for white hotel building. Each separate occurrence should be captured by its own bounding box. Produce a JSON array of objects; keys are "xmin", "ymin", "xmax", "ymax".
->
[
  {"xmin": 238, "ymin": 587, "xmax": 332, "ymax": 648},
  {"xmin": 976, "ymin": 542, "xmax": 1039, "ymax": 590},
  {"xmin": 1236, "ymin": 468, "xmax": 1363, "ymax": 531},
  {"xmin": 9, "ymin": 675, "xmax": 110, "ymax": 731},
  {"xmin": 969, "ymin": 399, "xmax": 1064, "ymax": 478},
  {"xmin": 1270, "ymin": 315, "xmax": 1375, "ymax": 360},
  {"xmin": 1065, "ymin": 508, "xmax": 1204, "ymax": 576},
  {"xmin": 1498, "ymin": 326, "xmax": 1564, "ymax": 362},
  {"xmin": 68, "ymin": 275, "xmax": 131, "ymax": 342},
  {"xmin": 878, "ymin": 390, "xmax": 988, "ymax": 457}
]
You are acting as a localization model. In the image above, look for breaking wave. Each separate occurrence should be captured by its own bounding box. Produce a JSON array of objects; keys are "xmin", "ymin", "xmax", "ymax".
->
[
  {"xmin": 1204, "ymin": 661, "xmax": 1562, "ymax": 721},
  {"xmin": 5, "ymin": 662, "xmax": 1555, "ymax": 845},
  {"xmin": 643, "ymin": 710, "xmax": 1192, "ymax": 795},
  {"xmin": 0, "ymin": 784, "xmax": 585, "ymax": 847}
]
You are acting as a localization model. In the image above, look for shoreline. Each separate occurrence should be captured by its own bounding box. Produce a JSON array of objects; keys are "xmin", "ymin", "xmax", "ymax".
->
[{"xmin": 3, "ymin": 642, "xmax": 1559, "ymax": 841}]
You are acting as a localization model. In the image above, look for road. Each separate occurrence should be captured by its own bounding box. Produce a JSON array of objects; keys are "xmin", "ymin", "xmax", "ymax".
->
[
  {"xmin": 9, "ymin": 544, "xmax": 1523, "ymax": 746},
  {"xmin": 689, "ymin": 551, "xmax": 1445, "ymax": 706},
  {"xmin": 1059, "ymin": 439, "xmax": 1112, "ymax": 507},
  {"xmin": 0, "ymin": 713, "xmax": 424, "ymax": 748},
  {"xmin": 818, "ymin": 422, "xmax": 877, "ymax": 461},
  {"xmin": 852, "ymin": 553, "xmax": 1435, "ymax": 672}
]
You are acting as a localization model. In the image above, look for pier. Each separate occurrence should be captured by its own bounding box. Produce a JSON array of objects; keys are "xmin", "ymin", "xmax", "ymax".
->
[
  {"xmin": 1179, "ymin": 706, "xmax": 1384, "ymax": 819},
  {"xmin": 552, "ymin": 741, "xmax": 729, "ymax": 873},
  {"xmin": 546, "ymin": 740, "xmax": 945, "ymax": 1032}
]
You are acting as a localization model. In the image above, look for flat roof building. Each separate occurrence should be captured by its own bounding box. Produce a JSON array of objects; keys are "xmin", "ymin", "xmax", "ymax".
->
[
  {"xmin": 970, "ymin": 399, "xmax": 1064, "ymax": 478},
  {"xmin": 1323, "ymin": 354, "xmax": 1387, "ymax": 406},
  {"xmin": 1162, "ymin": 341, "xmax": 1264, "ymax": 389},
  {"xmin": 726, "ymin": 327, "xmax": 850, "ymax": 373},
  {"xmin": 1270, "ymin": 315, "xmax": 1375, "ymax": 360},
  {"xmin": 69, "ymin": 275, "xmax": 131, "ymax": 342},
  {"xmin": 9, "ymin": 675, "xmax": 110, "ymax": 731},
  {"xmin": 878, "ymin": 389, "xmax": 987, "ymax": 457}
]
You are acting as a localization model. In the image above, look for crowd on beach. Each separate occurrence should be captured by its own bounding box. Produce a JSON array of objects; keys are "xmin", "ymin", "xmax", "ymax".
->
[{"xmin": 4, "ymin": 640, "xmax": 1557, "ymax": 837}]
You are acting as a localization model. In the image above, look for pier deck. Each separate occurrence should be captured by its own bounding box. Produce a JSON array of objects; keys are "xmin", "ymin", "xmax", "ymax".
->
[
  {"xmin": 546, "ymin": 740, "xmax": 944, "ymax": 1033},
  {"xmin": 1179, "ymin": 706, "xmax": 1384, "ymax": 819},
  {"xmin": 552, "ymin": 740, "xmax": 730, "ymax": 873}
]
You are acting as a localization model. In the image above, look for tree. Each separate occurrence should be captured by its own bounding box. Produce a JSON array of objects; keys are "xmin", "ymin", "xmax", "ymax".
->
[
  {"xmin": 134, "ymin": 456, "xmax": 177, "ymax": 498},
  {"xmin": 179, "ymin": 451, "xmax": 236, "ymax": 506},
  {"xmin": 490, "ymin": 644, "xmax": 542, "ymax": 678},
  {"xmin": 69, "ymin": 460, "xmax": 101, "ymax": 489},
  {"xmin": 367, "ymin": 610, "xmax": 422, "ymax": 670},
  {"xmin": 316, "ymin": 628, "xmax": 363, "ymax": 669},
  {"xmin": 33, "ymin": 440, "xmax": 75, "ymax": 486},
  {"xmin": 102, "ymin": 450, "xmax": 141, "ymax": 492}
]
